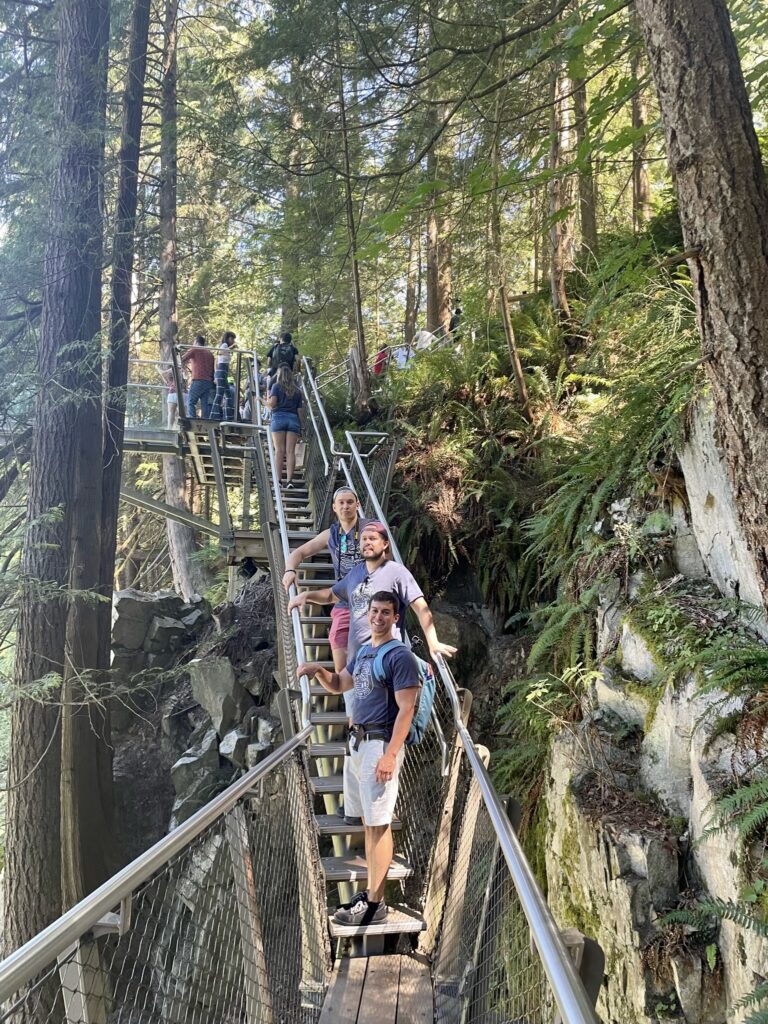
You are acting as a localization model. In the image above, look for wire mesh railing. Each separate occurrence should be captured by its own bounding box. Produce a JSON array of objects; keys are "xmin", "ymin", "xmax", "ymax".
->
[{"xmin": 0, "ymin": 740, "xmax": 331, "ymax": 1024}]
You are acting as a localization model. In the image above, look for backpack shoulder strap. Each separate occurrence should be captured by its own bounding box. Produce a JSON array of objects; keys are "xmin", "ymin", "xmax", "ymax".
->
[{"xmin": 371, "ymin": 639, "xmax": 407, "ymax": 683}]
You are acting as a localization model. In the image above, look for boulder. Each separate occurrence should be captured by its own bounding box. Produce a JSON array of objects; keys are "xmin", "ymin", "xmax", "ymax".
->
[
  {"xmin": 670, "ymin": 498, "xmax": 708, "ymax": 580},
  {"xmin": 170, "ymin": 765, "xmax": 234, "ymax": 825},
  {"xmin": 181, "ymin": 608, "xmax": 206, "ymax": 631},
  {"xmin": 144, "ymin": 615, "xmax": 188, "ymax": 654},
  {"xmin": 112, "ymin": 591, "xmax": 158, "ymax": 649},
  {"xmin": 245, "ymin": 740, "xmax": 272, "ymax": 768},
  {"xmin": 592, "ymin": 667, "xmax": 651, "ymax": 729},
  {"xmin": 619, "ymin": 620, "xmax": 659, "ymax": 682},
  {"xmin": 189, "ymin": 656, "xmax": 253, "ymax": 737},
  {"xmin": 171, "ymin": 727, "xmax": 219, "ymax": 795},
  {"xmin": 110, "ymin": 648, "xmax": 148, "ymax": 679},
  {"xmin": 219, "ymin": 728, "xmax": 250, "ymax": 768}
]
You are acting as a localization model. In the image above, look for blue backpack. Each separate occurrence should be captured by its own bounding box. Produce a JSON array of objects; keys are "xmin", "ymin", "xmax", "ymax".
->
[{"xmin": 355, "ymin": 638, "xmax": 436, "ymax": 745}]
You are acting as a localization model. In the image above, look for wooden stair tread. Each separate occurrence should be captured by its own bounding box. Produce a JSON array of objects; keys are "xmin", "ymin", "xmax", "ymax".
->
[
  {"xmin": 321, "ymin": 853, "xmax": 413, "ymax": 882},
  {"xmin": 314, "ymin": 814, "xmax": 401, "ymax": 836},
  {"xmin": 310, "ymin": 741, "xmax": 347, "ymax": 757},
  {"xmin": 311, "ymin": 710, "xmax": 347, "ymax": 724},
  {"xmin": 310, "ymin": 776, "xmax": 344, "ymax": 794},
  {"xmin": 328, "ymin": 906, "xmax": 425, "ymax": 938}
]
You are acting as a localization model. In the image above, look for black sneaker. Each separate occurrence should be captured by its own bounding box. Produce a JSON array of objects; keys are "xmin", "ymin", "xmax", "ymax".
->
[
  {"xmin": 337, "ymin": 889, "xmax": 368, "ymax": 912},
  {"xmin": 333, "ymin": 897, "xmax": 387, "ymax": 926},
  {"xmin": 285, "ymin": 480, "xmax": 295, "ymax": 490},
  {"xmin": 343, "ymin": 814, "xmax": 363, "ymax": 826}
]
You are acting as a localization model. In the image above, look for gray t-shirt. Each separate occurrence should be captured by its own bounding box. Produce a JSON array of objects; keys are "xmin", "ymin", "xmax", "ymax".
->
[
  {"xmin": 332, "ymin": 560, "xmax": 424, "ymax": 657},
  {"xmin": 346, "ymin": 642, "xmax": 419, "ymax": 727}
]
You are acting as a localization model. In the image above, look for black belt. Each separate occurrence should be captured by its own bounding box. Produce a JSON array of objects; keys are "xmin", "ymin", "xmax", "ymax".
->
[{"xmin": 350, "ymin": 724, "xmax": 392, "ymax": 750}]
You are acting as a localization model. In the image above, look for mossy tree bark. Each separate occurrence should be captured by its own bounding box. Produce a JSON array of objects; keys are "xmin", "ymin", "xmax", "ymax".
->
[{"xmin": 635, "ymin": 0, "xmax": 768, "ymax": 607}]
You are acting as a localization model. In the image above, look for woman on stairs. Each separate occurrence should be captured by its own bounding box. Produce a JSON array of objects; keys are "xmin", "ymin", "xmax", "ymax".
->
[
  {"xmin": 282, "ymin": 486, "xmax": 367, "ymax": 695},
  {"xmin": 268, "ymin": 364, "xmax": 303, "ymax": 488}
]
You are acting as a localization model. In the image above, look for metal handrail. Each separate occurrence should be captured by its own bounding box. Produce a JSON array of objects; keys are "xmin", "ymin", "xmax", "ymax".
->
[
  {"xmin": 0, "ymin": 725, "xmax": 312, "ymax": 1003},
  {"xmin": 302, "ymin": 361, "xmax": 347, "ymax": 457},
  {"xmin": 342, "ymin": 429, "xmax": 600, "ymax": 1024},
  {"xmin": 261, "ymin": 423, "xmax": 312, "ymax": 730}
]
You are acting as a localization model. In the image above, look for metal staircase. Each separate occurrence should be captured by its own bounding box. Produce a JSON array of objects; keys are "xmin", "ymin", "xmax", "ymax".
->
[{"xmin": 0, "ymin": 356, "xmax": 603, "ymax": 1024}]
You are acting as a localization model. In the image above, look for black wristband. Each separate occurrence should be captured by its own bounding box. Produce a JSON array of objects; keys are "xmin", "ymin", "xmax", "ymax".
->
[{"xmin": 284, "ymin": 568, "xmax": 296, "ymax": 576}]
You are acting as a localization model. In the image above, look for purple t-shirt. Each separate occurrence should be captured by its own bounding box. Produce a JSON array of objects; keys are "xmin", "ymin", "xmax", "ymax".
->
[
  {"xmin": 327, "ymin": 519, "xmax": 368, "ymax": 609},
  {"xmin": 346, "ymin": 642, "xmax": 419, "ymax": 727},
  {"xmin": 332, "ymin": 560, "xmax": 424, "ymax": 656}
]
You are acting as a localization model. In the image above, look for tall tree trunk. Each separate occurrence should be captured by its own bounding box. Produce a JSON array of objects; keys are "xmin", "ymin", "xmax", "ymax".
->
[
  {"xmin": 3, "ymin": 0, "xmax": 109, "ymax": 953},
  {"xmin": 99, "ymin": 0, "xmax": 151, "ymax": 667},
  {"xmin": 548, "ymin": 68, "xmax": 577, "ymax": 323},
  {"xmin": 404, "ymin": 223, "xmax": 420, "ymax": 346},
  {"xmin": 630, "ymin": 6, "xmax": 652, "ymax": 230},
  {"xmin": 425, "ymin": 157, "xmax": 440, "ymax": 332},
  {"xmin": 635, "ymin": 0, "xmax": 768, "ymax": 607},
  {"xmin": 335, "ymin": 20, "xmax": 369, "ymax": 414},
  {"xmin": 159, "ymin": 0, "xmax": 205, "ymax": 599},
  {"xmin": 425, "ymin": 0, "xmax": 453, "ymax": 337},
  {"xmin": 490, "ymin": 135, "xmax": 532, "ymax": 421},
  {"xmin": 573, "ymin": 76, "xmax": 598, "ymax": 257},
  {"xmin": 281, "ymin": 59, "xmax": 302, "ymax": 334}
]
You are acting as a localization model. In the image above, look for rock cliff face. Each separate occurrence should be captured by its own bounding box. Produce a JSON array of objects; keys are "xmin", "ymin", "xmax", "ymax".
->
[
  {"xmin": 542, "ymin": 401, "xmax": 768, "ymax": 1023},
  {"xmin": 110, "ymin": 575, "xmax": 280, "ymax": 862}
]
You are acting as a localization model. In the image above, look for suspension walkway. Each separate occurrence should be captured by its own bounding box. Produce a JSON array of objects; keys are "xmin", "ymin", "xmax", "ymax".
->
[{"xmin": 0, "ymin": 353, "xmax": 604, "ymax": 1024}]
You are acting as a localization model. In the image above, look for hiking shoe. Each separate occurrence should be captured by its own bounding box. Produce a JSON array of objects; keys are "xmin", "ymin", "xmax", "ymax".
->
[
  {"xmin": 342, "ymin": 813, "xmax": 363, "ymax": 826},
  {"xmin": 285, "ymin": 480, "xmax": 295, "ymax": 490},
  {"xmin": 336, "ymin": 890, "xmax": 368, "ymax": 912},
  {"xmin": 333, "ymin": 897, "xmax": 387, "ymax": 926}
]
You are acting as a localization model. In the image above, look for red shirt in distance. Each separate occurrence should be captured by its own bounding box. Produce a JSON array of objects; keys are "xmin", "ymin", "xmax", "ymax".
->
[{"xmin": 182, "ymin": 346, "xmax": 215, "ymax": 381}]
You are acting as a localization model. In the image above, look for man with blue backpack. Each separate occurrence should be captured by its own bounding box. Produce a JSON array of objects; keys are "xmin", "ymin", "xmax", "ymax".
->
[{"xmin": 298, "ymin": 591, "xmax": 433, "ymax": 927}]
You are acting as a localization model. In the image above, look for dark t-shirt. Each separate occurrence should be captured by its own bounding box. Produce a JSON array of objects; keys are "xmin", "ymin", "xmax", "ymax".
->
[
  {"xmin": 346, "ymin": 642, "xmax": 419, "ymax": 727},
  {"xmin": 267, "ymin": 342, "xmax": 298, "ymax": 370},
  {"xmin": 332, "ymin": 560, "xmax": 424, "ymax": 656},
  {"xmin": 269, "ymin": 384, "xmax": 302, "ymax": 413}
]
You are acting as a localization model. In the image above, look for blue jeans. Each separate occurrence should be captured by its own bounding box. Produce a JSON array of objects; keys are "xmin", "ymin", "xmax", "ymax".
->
[{"xmin": 187, "ymin": 379, "xmax": 213, "ymax": 418}]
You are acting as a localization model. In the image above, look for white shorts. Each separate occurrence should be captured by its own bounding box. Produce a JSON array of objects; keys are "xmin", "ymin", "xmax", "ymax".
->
[{"xmin": 343, "ymin": 738, "xmax": 405, "ymax": 827}]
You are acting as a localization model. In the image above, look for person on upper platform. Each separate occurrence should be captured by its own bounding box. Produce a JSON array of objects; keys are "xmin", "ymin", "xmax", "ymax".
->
[{"xmin": 182, "ymin": 334, "xmax": 215, "ymax": 418}]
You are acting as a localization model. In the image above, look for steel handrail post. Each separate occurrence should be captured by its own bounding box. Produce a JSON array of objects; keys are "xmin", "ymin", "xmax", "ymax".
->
[
  {"xmin": 343, "ymin": 431, "xmax": 404, "ymax": 562},
  {"xmin": 263, "ymin": 423, "xmax": 311, "ymax": 729},
  {"xmin": 302, "ymin": 363, "xmax": 350, "ymax": 457},
  {"xmin": 299, "ymin": 379, "xmax": 329, "ymax": 475},
  {"xmin": 0, "ymin": 726, "xmax": 312, "ymax": 1003}
]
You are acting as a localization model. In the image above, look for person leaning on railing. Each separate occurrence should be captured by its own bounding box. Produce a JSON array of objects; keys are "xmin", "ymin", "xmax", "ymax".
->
[
  {"xmin": 288, "ymin": 521, "xmax": 456, "ymax": 669},
  {"xmin": 298, "ymin": 591, "xmax": 420, "ymax": 927}
]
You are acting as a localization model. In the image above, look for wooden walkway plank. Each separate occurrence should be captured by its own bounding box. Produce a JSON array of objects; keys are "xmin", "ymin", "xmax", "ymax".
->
[
  {"xmin": 396, "ymin": 956, "xmax": 433, "ymax": 1024},
  {"xmin": 356, "ymin": 955, "xmax": 401, "ymax": 1023},
  {"xmin": 318, "ymin": 958, "xmax": 367, "ymax": 1024}
]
